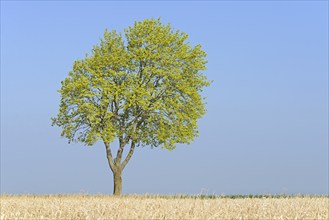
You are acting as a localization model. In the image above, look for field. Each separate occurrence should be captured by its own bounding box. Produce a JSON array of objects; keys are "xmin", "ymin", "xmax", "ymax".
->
[{"xmin": 1, "ymin": 194, "xmax": 328, "ymax": 219}]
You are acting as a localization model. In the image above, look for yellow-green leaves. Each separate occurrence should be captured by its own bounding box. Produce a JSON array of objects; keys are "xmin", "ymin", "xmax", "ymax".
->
[{"xmin": 52, "ymin": 18, "xmax": 210, "ymax": 150}]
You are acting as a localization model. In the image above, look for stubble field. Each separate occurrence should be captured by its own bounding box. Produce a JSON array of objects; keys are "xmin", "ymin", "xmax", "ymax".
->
[{"xmin": 0, "ymin": 194, "xmax": 328, "ymax": 220}]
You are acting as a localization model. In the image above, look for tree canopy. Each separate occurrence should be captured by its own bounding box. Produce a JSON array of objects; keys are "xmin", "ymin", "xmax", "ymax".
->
[{"xmin": 52, "ymin": 18, "xmax": 210, "ymax": 151}]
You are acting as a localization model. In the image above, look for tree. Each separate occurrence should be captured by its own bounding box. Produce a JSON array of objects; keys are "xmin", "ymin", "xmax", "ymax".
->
[{"xmin": 52, "ymin": 18, "xmax": 210, "ymax": 195}]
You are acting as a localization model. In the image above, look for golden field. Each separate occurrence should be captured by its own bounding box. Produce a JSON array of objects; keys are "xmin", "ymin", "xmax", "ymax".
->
[{"xmin": 0, "ymin": 195, "xmax": 328, "ymax": 220}]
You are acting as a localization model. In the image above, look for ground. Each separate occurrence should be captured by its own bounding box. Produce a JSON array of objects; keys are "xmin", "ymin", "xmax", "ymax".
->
[{"xmin": 1, "ymin": 194, "xmax": 328, "ymax": 219}]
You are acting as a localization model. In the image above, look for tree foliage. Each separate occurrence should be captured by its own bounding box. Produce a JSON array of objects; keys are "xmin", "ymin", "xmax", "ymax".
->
[{"xmin": 52, "ymin": 18, "xmax": 210, "ymax": 151}]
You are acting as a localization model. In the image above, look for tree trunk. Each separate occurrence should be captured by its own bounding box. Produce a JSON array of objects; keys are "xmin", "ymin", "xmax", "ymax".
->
[
  {"xmin": 104, "ymin": 141, "xmax": 136, "ymax": 195},
  {"xmin": 113, "ymin": 168, "xmax": 122, "ymax": 195}
]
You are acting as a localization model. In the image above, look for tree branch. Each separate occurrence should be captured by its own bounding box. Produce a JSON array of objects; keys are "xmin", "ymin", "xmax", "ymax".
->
[
  {"xmin": 121, "ymin": 140, "xmax": 136, "ymax": 170},
  {"xmin": 115, "ymin": 138, "xmax": 125, "ymax": 165},
  {"xmin": 104, "ymin": 142, "xmax": 115, "ymax": 172}
]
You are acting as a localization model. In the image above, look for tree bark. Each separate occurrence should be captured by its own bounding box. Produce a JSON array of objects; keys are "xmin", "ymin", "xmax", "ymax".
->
[{"xmin": 113, "ymin": 167, "xmax": 122, "ymax": 195}]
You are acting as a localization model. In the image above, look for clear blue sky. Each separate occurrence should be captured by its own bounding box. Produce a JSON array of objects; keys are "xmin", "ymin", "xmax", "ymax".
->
[{"xmin": 1, "ymin": 1, "xmax": 328, "ymax": 195}]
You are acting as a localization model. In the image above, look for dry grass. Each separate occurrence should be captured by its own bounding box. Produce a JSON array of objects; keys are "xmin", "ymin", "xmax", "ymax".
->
[{"xmin": 1, "ymin": 194, "xmax": 328, "ymax": 219}]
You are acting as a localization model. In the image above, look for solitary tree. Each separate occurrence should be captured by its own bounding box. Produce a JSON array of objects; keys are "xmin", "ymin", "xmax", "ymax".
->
[{"xmin": 52, "ymin": 18, "xmax": 210, "ymax": 195}]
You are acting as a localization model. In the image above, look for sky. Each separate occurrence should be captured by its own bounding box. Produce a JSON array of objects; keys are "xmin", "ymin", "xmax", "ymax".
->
[{"xmin": 1, "ymin": 1, "xmax": 328, "ymax": 195}]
